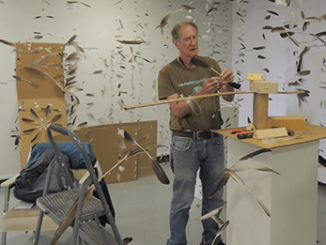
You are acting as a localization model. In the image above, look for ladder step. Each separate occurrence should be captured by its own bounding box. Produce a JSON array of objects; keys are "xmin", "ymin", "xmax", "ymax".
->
[{"xmin": 79, "ymin": 221, "xmax": 119, "ymax": 245}]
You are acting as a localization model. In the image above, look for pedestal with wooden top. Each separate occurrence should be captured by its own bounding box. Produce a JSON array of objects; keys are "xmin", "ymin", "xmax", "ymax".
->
[{"xmin": 213, "ymin": 124, "xmax": 326, "ymax": 245}]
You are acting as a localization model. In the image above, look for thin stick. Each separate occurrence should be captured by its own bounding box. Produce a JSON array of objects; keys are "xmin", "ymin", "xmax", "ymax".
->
[{"xmin": 121, "ymin": 90, "xmax": 307, "ymax": 110}]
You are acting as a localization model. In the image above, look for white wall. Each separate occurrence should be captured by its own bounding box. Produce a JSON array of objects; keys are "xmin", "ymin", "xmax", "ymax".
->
[
  {"xmin": 231, "ymin": 0, "xmax": 326, "ymax": 158},
  {"xmin": 0, "ymin": 0, "xmax": 234, "ymax": 179}
]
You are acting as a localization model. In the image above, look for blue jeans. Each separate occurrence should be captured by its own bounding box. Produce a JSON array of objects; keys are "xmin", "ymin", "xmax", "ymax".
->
[{"xmin": 167, "ymin": 134, "xmax": 225, "ymax": 245}]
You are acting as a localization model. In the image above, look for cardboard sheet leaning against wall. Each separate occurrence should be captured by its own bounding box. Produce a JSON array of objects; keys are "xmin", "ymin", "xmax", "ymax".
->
[
  {"xmin": 15, "ymin": 43, "xmax": 67, "ymax": 167},
  {"xmin": 54, "ymin": 120, "xmax": 158, "ymax": 184}
]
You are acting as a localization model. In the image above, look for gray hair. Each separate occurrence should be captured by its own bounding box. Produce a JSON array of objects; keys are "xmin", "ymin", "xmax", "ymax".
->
[{"xmin": 171, "ymin": 20, "xmax": 198, "ymax": 40}]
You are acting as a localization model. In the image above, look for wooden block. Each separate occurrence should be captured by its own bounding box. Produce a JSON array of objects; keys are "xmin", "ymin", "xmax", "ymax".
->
[
  {"xmin": 253, "ymin": 127, "xmax": 288, "ymax": 139},
  {"xmin": 250, "ymin": 80, "xmax": 278, "ymax": 93},
  {"xmin": 268, "ymin": 117, "xmax": 306, "ymax": 132},
  {"xmin": 253, "ymin": 93, "xmax": 269, "ymax": 130},
  {"xmin": 247, "ymin": 73, "xmax": 263, "ymax": 81}
]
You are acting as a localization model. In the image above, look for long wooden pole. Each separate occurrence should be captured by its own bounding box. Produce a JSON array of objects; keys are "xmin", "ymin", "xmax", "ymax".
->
[{"xmin": 121, "ymin": 90, "xmax": 307, "ymax": 110}]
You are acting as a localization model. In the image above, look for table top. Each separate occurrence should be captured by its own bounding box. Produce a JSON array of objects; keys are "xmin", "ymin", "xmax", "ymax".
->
[{"xmin": 213, "ymin": 124, "xmax": 326, "ymax": 149}]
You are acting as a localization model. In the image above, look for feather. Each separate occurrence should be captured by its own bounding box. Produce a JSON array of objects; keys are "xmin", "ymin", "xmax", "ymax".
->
[
  {"xmin": 23, "ymin": 67, "xmax": 45, "ymax": 80},
  {"xmin": 297, "ymin": 46, "xmax": 309, "ymax": 72},
  {"xmin": 22, "ymin": 118, "xmax": 36, "ymax": 123},
  {"xmin": 252, "ymin": 46, "xmax": 266, "ymax": 50},
  {"xmin": 13, "ymin": 75, "xmax": 40, "ymax": 87},
  {"xmin": 303, "ymin": 16, "xmax": 321, "ymax": 23},
  {"xmin": 117, "ymin": 39, "xmax": 144, "ymax": 45},
  {"xmin": 262, "ymin": 25, "xmax": 273, "ymax": 30},
  {"xmin": 231, "ymin": 149, "xmax": 272, "ymax": 168},
  {"xmin": 23, "ymin": 127, "xmax": 40, "ymax": 133},
  {"xmin": 123, "ymin": 237, "xmax": 133, "ymax": 245},
  {"xmin": 267, "ymin": 10, "xmax": 279, "ymax": 16},
  {"xmin": 275, "ymin": 0, "xmax": 287, "ymax": 6},
  {"xmin": 0, "ymin": 39, "xmax": 15, "ymax": 47},
  {"xmin": 296, "ymin": 70, "xmax": 310, "ymax": 76},
  {"xmin": 77, "ymin": 122, "xmax": 88, "ymax": 127},
  {"xmin": 209, "ymin": 173, "xmax": 230, "ymax": 198},
  {"xmin": 254, "ymin": 166, "xmax": 281, "ymax": 175},
  {"xmin": 156, "ymin": 13, "xmax": 172, "ymax": 30},
  {"xmin": 65, "ymin": 52, "xmax": 79, "ymax": 61},
  {"xmin": 271, "ymin": 26, "xmax": 286, "ymax": 33},
  {"xmin": 92, "ymin": 70, "xmax": 103, "ymax": 74},
  {"xmin": 211, "ymin": 221, "xmax": 229, "ymax": 244},
  {"xmin": 289, "ymin": 11, "xmax": 296, "ymax": 29},
  {"xmin": 121, "ymin": 129, "xmax": 169, "ymax": 185},
  {"xmin": 196, "ymin": 204, "xmax": 226, "ymax": 221},
  {"xmin": 67, "ymin": 34, "xmax": 77, "ymax": 44},
  {"xmin": 297, "ymin": 89, "xmax": 309, "ymax": 107},
  {"xmin": 225, "ymin": 169, "xmax": 246, "ymax": 187},
  {"xmin": 265, "ymin": 15, "xmax": 271, "ymax": 20},
  {"xmin": 72, "ymin": 42, "xmax": 84, "ymax": 53},
  {"xmin": 45, "ymin": 105, "xmax": 51, "ymax": 118},
  {"xmin": 30, "ymin": 108, "xmax": 42, "ymax": 122},
  {"xmin": 314, "ymin": 31, "xmax": 326, "ymax": 37},
  {"xmin": 48, "ymin": 114, "xmax": 62, "ymax": 124},
  {"xmin": 31, "ymin": 130, "xmax": 41, "ymax": 143},
  {"xmin": 186, "ymin": 96, "xmax": 202, "ymax": 116}
]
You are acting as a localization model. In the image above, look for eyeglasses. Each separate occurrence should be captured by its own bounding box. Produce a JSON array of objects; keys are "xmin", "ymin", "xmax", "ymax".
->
[{"xmin": 178, "ymin": 35, "xmax": 200, "ymax": 45}]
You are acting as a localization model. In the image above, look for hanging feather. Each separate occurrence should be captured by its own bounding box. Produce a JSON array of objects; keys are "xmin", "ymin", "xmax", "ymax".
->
[
  {"xmin": 30, "ymin": 108, "xmax": 42, "ymax": 122},
  {"xmin": 66, "ymin": 34, "xmax": 77, "ymax": 44},
  {"xmin": 296, "ymin": 70, "xmax": 311, "ymax": 76},
  {"xmin": 119, "ymin": 129, "xmax": 170, "ymax": 185},
  {"xmin": 211, "ymin": 221, "xmax": 230, "ymax": 245},
  {"xmin": 13, "ymin": 75, "xmax": 40, "ymax": 87},
  {"xmin": 252, "ymin": 46, "xmax": 267, "ymax": 50},
  {"xmin": 47, "ymin": 114, "xmax": 62, "ymax": 124},
  {"xmin": 0, "ymin": 39, "xmax": 15, "ymax": 47},
  {"xmin": 123, "ymin": 237, "xmax": 133, "ymax": 245},
  {"xmin": 296, "ymin": 46, "xmax": 309, "ymax": 72},
  {"xmin": 209, "ymin": 173, "xmax": 230, "ymax": 198},
  {"xmin": 297, "ymin": 89, "xmax": 309, "ymax": 107},
  {"xmin": 156, "ymin": 13, "xmax": 172, "ymax": 30},
  {"xmin": 22, "ymin": 118, "xmax": 36, "ymax": 123},
  {"xmin": 65, "ymin": 52, "xmax": 79, "ymax": 61},
  {"xmin": 117, "ymin": 39, "xmax": 144, "ymax": 45},
  {"xmin": 267, "ymin": 10, "xmax": 279, "ymax": 16},
  {"xmin": 77, "ymin": 122, "xmax": 88, "ymax": 127},
  {"xmin": 31, "ymin": 130, "xmax": 41, "ymax": 143},
  {"xmin": 23, "ymin": 127, "xmax": 40, "ymax": 133},
  {"xmin": 186, "ymin": 96, "xmax": 202, "ymax": 116},
  {"xmin": 231, "ymin": 149, "xmax": 272, "ymax": 168},
  {"xmin": 196, "ymin": 204, "xmax": 226, "ymax": 221}
]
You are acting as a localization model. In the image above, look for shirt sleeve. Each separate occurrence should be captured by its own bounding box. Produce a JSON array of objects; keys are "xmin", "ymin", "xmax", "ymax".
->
[{"xmin": 158, "ymin": 66, "xmax": 178, "ymax": 100}]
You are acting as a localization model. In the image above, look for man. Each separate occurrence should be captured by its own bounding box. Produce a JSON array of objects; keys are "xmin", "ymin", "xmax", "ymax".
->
[{"xmin": 158, "ymin": 20, "xmax": 235, "ymax": 245}]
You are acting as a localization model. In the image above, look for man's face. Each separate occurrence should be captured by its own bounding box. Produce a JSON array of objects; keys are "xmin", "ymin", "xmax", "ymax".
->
[{"xmin": 173, "ymin": 24, "xmax": 199, "ymax": 58}]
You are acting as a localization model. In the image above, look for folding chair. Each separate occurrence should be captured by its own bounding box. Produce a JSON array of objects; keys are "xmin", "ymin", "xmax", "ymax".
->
[{"xmin": 33, "ymin": 124, "xmax": 124, "ymax": 245}]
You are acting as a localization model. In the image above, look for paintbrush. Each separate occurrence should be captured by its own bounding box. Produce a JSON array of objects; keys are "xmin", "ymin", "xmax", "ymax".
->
[{"xmin": 191, "ymin": 57, "xmax": 241, "ymax": 89}]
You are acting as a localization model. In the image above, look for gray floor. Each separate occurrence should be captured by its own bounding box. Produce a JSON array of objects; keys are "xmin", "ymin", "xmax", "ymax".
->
[{"xmin": 1, "ymin": 163, "xmax": 326, "ymax": 245}]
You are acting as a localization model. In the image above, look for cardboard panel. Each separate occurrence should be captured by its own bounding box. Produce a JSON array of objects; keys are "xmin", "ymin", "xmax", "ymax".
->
[
  {"xmin": 16, "ymin": 43, "xmax": 65, "ymax": 100},
  {"xmin": 53, "ymin": 121, "xmax": 158, "ymax": 183},
  {"xmin": 54, "ymin": 124, "xmax": 139, "ymax": 183},
  {"xmin": 74, "ymin": 125, "xmax": 138, "ymax": 183},
  {"xmin": 19, "ymin": 97, "xmax": 67, "ymax": 166}
]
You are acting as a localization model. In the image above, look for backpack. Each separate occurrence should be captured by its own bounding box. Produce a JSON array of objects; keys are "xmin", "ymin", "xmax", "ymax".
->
[{"xmin": 13, "ymin": 149, "xmax": 73, "ymax": 203}]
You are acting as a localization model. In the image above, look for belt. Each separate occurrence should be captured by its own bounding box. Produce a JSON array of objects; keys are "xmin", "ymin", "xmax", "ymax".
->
[{"xmin": 172, "ymin": 130, "xmax": 219, "ymax": 139}]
